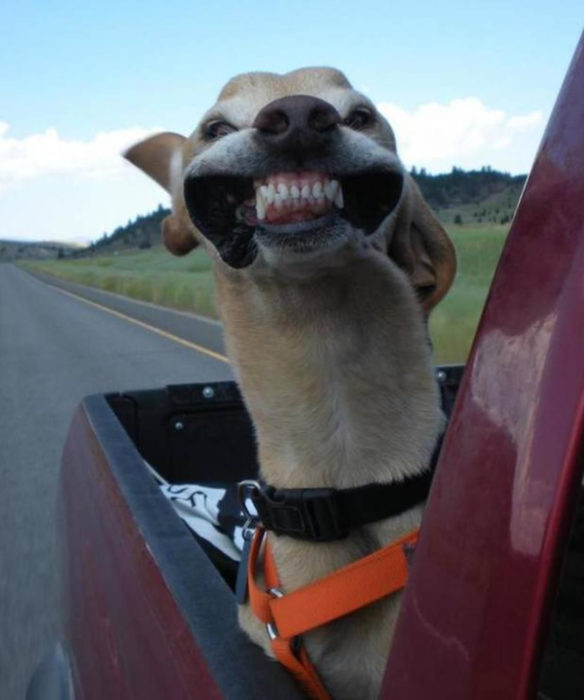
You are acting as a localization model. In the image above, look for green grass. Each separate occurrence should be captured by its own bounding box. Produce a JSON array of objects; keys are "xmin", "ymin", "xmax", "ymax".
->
[
  {"xmin": 22, "ymin": 225, "xmax": 508, "ymax": 364},
  {"xmin": 21, "ymin": 247, "xmax": 218, "ymax": 318},
  {"xmin": 429, "ymin": 224, "xmax": 507, "ymax": 363}
]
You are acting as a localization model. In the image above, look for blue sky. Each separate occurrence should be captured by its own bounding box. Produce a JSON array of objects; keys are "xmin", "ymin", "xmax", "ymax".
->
[{"xmin": 1, "ymin": 1, "xmax": 582, "ymax": 243}]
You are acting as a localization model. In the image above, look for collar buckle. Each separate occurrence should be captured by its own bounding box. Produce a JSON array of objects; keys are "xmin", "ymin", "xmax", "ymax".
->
[{"xmin": 252, "ymin": 486, "xmax": 349, "ymax": 542}]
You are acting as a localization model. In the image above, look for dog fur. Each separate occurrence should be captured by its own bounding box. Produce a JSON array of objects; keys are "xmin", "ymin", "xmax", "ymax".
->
[{"xmin": 125, "ymin": 67, "xmax": 456, "ymax": 699}]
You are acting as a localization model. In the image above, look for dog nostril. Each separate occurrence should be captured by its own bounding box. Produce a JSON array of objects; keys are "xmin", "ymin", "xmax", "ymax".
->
[
  {"xmin": 308, "ymin": 105, "xmax": 340, "ymax": 133},
  {"xmin": 254, "ymin": 109, "xmax": 289, "ymax": 135}
]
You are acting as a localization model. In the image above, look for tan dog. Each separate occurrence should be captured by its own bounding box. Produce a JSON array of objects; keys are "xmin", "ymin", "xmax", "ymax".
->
[{"xmin": 126, "ymin": 67, "xmax": 456, "ymax": 699}]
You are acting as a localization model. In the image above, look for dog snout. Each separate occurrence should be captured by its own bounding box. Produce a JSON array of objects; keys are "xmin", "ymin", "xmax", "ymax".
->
[{"xmin": 253, "ymin": 95, "xmax": 341, "ymax": 154}]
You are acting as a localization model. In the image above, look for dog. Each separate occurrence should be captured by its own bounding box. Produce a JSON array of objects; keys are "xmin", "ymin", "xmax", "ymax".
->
[{"xmin": 125, "ymin": 67, "xmax": 456, "ymax": 699}]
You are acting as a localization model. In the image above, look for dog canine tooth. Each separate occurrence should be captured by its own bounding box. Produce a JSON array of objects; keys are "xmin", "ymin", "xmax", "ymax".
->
[
  {"xmin": 256, "ymin": 194, "xmax": 266, "ymax": 220},
  {"xmin": 334, "ymin": 184, "xmax": 344, "ymax": 209},
  {"xmin": 325, "ymin": 180, "xmax": 339, "ymax": 201}
]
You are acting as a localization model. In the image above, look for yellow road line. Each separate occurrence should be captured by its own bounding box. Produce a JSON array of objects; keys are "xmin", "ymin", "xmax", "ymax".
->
[{"xmin": 48, "ymin": 283, "xmax": 230, "ymax": 364}]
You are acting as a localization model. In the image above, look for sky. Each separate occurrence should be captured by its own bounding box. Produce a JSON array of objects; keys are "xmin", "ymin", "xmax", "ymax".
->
[{"xmin": 1, "ymin": 1, "xmax": 582, "ymax": 244}]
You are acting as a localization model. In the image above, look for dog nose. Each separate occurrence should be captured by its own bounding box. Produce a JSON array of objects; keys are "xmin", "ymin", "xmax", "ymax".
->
[{"xmin": 253, "ymin": 95, "xmax": 341, "ymax": 153}]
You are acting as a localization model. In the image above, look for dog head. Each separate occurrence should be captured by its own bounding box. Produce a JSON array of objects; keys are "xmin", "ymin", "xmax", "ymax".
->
[{"xmin": 125, "ymin": 67, "xmax": 455, "ymax": 310}]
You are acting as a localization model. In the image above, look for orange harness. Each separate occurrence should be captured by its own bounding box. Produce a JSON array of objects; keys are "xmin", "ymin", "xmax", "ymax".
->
[{"xmin": 247, "ymin": 527, "xmax": 419, "ymax": 699}]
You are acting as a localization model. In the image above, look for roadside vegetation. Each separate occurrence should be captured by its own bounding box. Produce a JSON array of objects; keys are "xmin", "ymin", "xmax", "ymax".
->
[
  {"xmin": 428, "ymin": 224, "xmax": 507, "ymax": 362},
  {"xmin": 21, "ymin": 247, "xmax": 218, "ymax": 319},
  {"xmin": 21, "ymin": 222, "xmax": 508, "ymax": 365},
  {"xmin": 19, "ymin": 168, "xmax": 519, "ymax": 364}
]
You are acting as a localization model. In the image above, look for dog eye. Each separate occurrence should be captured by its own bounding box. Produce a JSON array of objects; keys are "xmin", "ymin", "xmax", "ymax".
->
[
  {"xmin": 344, "ymin": 107, "xmax": 374, "ymax": 130},
  {"xmin": 204, "ymin": 121, "xmax": 237, "ymax": 140}
]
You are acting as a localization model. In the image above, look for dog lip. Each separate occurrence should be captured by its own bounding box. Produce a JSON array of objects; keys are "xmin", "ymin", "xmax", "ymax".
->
[
  {"xmin": 256, "ymin": 212, "xmax": 336, "ymax": 236},
  {"xmin": 183, "ymin": 166, "xmax": 404, "ymax": 266},
  {"xmin": 254, "ymin": 212, "xmax": 342, "ymax": 255}
]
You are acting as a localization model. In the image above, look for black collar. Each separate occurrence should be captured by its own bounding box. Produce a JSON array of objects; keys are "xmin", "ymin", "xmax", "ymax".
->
[{"xmin": 239, "ymin": 435, "xmax": 443, "ymax": 542}]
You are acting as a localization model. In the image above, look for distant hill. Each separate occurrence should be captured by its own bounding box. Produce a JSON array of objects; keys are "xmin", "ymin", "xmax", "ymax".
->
[
  {"xmin": 85, "ymin": 205, "xmax": 169, "ymax": 255},
  {"xmin": 0, "ymin": 240, "xmax": 81, "ymax": 262},
  {"xmin": 3, "ymin": 168, "xmax": 527, "ymax": 261},
  {"xmin": 85, "ymin": 167, "xmax": 525, "ymax": 254},
  {"xmin": 413, "ymin": 166, "xmax": 526, "ymax": 227}
]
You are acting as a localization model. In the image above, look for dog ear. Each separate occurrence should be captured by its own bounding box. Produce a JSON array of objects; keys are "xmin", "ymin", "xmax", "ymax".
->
[
  {"xmin": 389, "ymin": 174, "xmax": 456, "ymax": 312},
  {"xmin": 124, "ymin": 132, "xmax": 199, "ymax": 256},
  {"xmin": 124, "ymin": 132, "xmax": 185, "ymax": 192},
  {"xmin": 161, "ymin": 212, "xmax": 199, "ymax": 256}
]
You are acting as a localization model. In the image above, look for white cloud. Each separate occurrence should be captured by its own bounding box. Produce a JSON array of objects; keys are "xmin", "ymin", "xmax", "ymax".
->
[
  {"xmin": 377, "ymin": 97, "xmax": 544, "ymax": 173},
  {"xmin": 507, "ymin": 112, "xmax": 543, "ymax": 132},
  {"xmin": 1, "ymin": 101, "xmax": 545, "ymax": 190},
  {"xmin": 0, "ymin": 123, "xmax": 170, "ymax": 242},
  {"xmin": 0, "ymin": 102, "xmax": 548, "ymax": 243},
  {"xmin": 0, "ymin": 123, "xmax": 162, "ymax": 188}
]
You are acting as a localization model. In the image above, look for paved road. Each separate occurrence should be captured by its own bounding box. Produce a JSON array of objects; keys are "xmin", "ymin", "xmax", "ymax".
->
[{"xmin": 0, "ymin": 264, "xmax": 232, "ymax": 699}]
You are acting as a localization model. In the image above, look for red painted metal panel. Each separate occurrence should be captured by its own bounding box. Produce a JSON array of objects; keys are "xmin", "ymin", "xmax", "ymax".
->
[
  {"xmin": 382, "ymin": 34, "xmax": 584, "ymax": 700},
  {"xmin": 59, "ymin": 406, "xmax": 223, "ymax": 700}
]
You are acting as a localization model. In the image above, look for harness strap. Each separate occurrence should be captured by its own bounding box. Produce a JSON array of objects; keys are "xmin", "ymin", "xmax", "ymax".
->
[
  {"xmin": 248, "ymin": 529, "xmax": 330, "ymax": 699},
  {"xmin": 270, "ymin": 639, "xmax": 330, "ymax": 700},
  {"xmin": 247, "ymin": 527, "xmax": 419, "ymax": 699}
]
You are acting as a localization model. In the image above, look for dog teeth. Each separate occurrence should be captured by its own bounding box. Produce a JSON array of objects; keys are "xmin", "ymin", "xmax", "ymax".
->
[
  {"xmin": 324, "ymin": 180, "xmax": 338, "ymax": 201},
  {"xmin": 253, "ymin": 173, "xmax": 344, "ymax": 221},
  {"xmin": 256, "ymin": 195, "xmax": 266, "ymax": 220}
]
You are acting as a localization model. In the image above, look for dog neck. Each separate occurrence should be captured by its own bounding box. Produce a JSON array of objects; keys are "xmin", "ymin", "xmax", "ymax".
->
[{"xmin": 215, "ymin": 248, "xmax": 443, "ymax": 492}]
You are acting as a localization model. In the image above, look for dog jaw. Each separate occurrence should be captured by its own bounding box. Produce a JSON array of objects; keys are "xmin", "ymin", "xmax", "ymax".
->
[{"xmin": 183, "ymin": 153, "xmax": 404, "ymax": 270}]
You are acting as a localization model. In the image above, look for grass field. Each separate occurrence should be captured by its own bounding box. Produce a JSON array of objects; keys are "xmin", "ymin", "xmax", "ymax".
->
[
  {"xmin": 22, "ymin": 247, "xmax": 218, "ymax": 318},
  {"xmin": 429, "ymin": 225, "xmax": 507, "ymax": 362},
  {"xmin": 22, "ymin": 224, "xmax": 508, "ymax": 364}
]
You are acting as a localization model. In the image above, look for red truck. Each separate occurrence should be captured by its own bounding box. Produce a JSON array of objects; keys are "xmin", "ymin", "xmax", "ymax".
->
[{"xmin": 27, "ymin": 35, "xmax": 584, "ymax": 700}]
